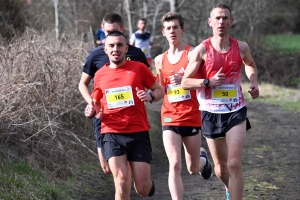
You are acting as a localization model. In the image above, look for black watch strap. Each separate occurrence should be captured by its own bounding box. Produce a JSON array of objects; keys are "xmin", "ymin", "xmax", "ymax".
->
[
  {"xmin": 147, "ymin": 90, "xmax": 155, "ymax": 103},
  {"xmin": 204, "ymin": 79, "xmax": 210, "ymax": 88}
]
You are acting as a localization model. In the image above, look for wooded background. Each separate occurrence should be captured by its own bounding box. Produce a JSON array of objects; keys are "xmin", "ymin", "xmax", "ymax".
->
[
  {"xmin": 1, "ymin": 0, "xmax": 299, "ymax": 49},
  {"xmin": 0, "ymin": 1, "xmax": 299, "ymax": 199},
  {"xmin": 1, "ymin": 0, "xmax": 300, "ymax": 86}
]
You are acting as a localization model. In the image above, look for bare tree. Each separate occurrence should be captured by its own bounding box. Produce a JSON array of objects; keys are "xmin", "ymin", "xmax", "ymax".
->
[
  {"xmin": 168, "ymin": 0, "xmax": 186, "ymax": 12},
  {"xmin": 53, "ymin": 0, "xmax": 59, "ymax": 39},
  {"xmin": 143, "ymin": 0, "xmax": 148, "ymax": 18},
  {"xmin": 124, "ymin": 0, "xmax": 133, "ymax": 37}
]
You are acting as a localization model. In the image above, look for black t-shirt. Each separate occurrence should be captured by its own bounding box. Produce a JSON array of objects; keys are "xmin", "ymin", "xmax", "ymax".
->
[{"xmin": 82, "ymin": 44, "xmax": 150, "ymax": 78}]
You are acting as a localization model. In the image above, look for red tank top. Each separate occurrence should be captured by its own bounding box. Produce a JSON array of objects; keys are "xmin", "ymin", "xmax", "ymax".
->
[
  {"xmin": 161, "ymin": 46, "xmax": 201, "ymax": 126},
  {"xmin": 196, "ymin": 37, "xmax": 246, "ymax": 113}
]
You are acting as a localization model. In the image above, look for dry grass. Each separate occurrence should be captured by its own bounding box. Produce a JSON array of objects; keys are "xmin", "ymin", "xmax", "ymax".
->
[
  {"xmin": 0, "ymin": 28, "xmax": 96, "ymax": 173},
  {"xmin": 242, "ymin": 82, "xmax": 300, "ymax": 112}
]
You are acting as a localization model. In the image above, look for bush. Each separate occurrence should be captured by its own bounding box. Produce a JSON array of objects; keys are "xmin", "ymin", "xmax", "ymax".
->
[
  {"xmin": 244, "ymin": 36, "xmax": 300, "ymax": 88},
  {"xmin": 0, "ymin": 29, "xmax": 96, "ymax": 173}
]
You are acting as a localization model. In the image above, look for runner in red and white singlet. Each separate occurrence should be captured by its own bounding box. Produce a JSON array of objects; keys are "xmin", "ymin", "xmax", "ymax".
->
[
  {"xmin": 197, "ymin": 37, "xmax": 245, "ymax": 113},
  {"xmin": 182, "ymin": 3, "xmax": 259, "ymax": 200}
]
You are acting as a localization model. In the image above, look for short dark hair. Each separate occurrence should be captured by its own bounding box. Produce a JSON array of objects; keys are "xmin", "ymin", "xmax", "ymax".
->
[
  {"xmin": 106, "ymin": 30, "xmax": 126, "ymax": 39},
  {"xmin": 138, "ymin": 18, "xmax": 147, "ymax": 23},
  {"xmin": 102, "ymin": 13, "xmax": 123, "ymax": 27},
  {"xmin": 161, "ymin": 12, "xmax": 184, "ymax": 29},
  {"xmin": 210, "ymin": 3, "xmax": 232, "ymax": 18}
]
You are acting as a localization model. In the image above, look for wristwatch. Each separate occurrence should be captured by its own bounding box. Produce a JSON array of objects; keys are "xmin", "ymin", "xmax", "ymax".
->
[
  {"xmin": 147, "ymin": 90, "xmax": 156, "ymax": 103},
  {"xmin": 203, "ymin": 79, "xmax": 210, "ymax": 88}
]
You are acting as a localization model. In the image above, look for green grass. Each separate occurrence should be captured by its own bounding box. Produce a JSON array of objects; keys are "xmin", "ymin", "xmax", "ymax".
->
[
  {"xmin": 242, "ymin": 82, "xmax": 300, "ymax": 112},
  {"xmin": 264, "ymin": 34, "xmax": 300, "ymax": 54},
  {"xmin": 0, "ymin": 162, "xmax": 68, "ymax": 200}
]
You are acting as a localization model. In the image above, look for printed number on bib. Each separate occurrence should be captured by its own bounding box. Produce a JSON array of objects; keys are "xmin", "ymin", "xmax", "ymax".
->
[
  {"xmin": 212, "ymin": 84, "xmax": 238, "ymax": 104},
  {"xmin": 167, "ymin": 84, "xmax": 191, "ymax": 103},
  {"xmin": 105, "ymin": 86, "xmax": 134, "ymax": 109}
]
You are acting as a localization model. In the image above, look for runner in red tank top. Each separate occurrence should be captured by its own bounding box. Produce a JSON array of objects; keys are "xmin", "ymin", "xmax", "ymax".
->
[
  {"xmin": 182, "ymin": 3, "xmax": 259, "ymax": 200},
  {"xmin": 160, "ymin": 45, "xmax": 201, "ymax": 126},
  {"xmin": 155, "ymin": 12, "xmax": 212, "ymax": 200}
]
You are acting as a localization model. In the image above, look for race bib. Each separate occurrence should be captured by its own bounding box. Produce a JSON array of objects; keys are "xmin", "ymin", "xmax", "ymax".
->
[
  {"xmin": 211, "ymin": 84, "xmax": 238, "ymax": 104},
  {"xmin": 105, "ymin": 86, "xmax": 134, "ymax": 109},
  {"xmin": 167, "ymin": 84, "xmax": 191, "ymax": 103}
]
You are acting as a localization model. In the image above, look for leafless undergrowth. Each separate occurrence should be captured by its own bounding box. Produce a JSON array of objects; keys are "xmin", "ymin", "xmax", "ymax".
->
[{"xmin": 0, "ymin": 29, "xmax": 96, "ymax": 177}]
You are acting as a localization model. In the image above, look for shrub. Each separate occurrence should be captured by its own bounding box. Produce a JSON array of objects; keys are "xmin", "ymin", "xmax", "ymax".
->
[{"xmin": 0, "ymin": 28, "xmax": 96, "ymax": 173}]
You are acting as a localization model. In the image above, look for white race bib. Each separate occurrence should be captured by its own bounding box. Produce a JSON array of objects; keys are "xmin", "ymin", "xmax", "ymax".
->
[
  {"xmin": 105, "ymin": 86, "xmax": 134, "ymax": 109},
  {"xmin": 167, "ymin": 84, "xmax": 191, "ymax": 103},
  {"xmin": 211, "ymin": 84, "xmax": 238, "ymax": 104}
]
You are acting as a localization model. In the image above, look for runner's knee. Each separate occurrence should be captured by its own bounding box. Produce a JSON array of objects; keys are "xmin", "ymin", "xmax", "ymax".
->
[
  {"xmin": 114, "ymin": 176, "xmax": 130, "ymax": 196},
  {"xmin": 134, "ymin": 180, "xmax": 154, "ymax": 197},
  {"xmin": 227, "ymin": 157, "xmax": 242, "ymax": 173},
  {"xmin": 169, "ymin": 159, "xmax": 182, "ymax": 174}
]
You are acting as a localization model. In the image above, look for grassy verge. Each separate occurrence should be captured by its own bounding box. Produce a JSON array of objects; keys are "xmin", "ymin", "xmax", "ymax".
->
[
  {"xmin": 264, "ymin": 34, "xmax": 300, "ymax": 54},
  {"xmin": 242, "ymin": 82, "xmax": 300, "ymax": 112},
  {"xmin": 0, "ymin": 162, "xmax": 69, "ymax": 200}
]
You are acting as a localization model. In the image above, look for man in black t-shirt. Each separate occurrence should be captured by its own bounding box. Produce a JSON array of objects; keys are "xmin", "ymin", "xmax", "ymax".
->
[{"xmin": 78, "ymin": 13, "xmax": 150, "ymax": 176}]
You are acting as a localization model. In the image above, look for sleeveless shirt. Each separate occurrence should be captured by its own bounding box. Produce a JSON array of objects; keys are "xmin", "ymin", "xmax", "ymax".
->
[
  {"xmin": 161, "ymin": 46, "xmax": 201, "ymax": 126},
  {"xmin": 197, "ymin": 37, "xmax": 246, "ymax": 113}
]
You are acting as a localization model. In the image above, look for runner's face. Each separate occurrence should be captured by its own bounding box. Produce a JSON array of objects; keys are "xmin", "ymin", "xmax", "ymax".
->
[
  {"xmin": 104, "ymin": 35, "xmax": 128, "ymax": 64},
  {"xmin": 208, "ymin": 7, "xmax": 233, "ymax": 36},
  {"xmin": 102, "ymin": 22, "xmax": 124, "ymax": 36},
  {"xmin": 137, "ymin": 20, "xmax": 146, "ymax": 31},
  {"xmin": 162, "ymin": 19, "xmax": 184, "ymax": 44}
]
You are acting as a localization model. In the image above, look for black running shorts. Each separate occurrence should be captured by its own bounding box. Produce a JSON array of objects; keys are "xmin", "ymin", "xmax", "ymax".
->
[
  {"xmin": 201, "ymin": 106, "xmax": 251, "ymax": 139},
  {"xmin": 92, "ymin": 117, "xmax": 102, "ymax": 148},
  {"xmin": 100, "ymin": 131, "xmax": 152, "ymax": 164},
  {"xmin": 162, "ymin": 126, "xmax": 201, "ymax": 137}
]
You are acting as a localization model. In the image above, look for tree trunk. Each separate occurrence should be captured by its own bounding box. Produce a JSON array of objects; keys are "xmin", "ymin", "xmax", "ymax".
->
[
  {"xmin": 143, "ymin": 0, "xmax": 147, "ymax": 18},
  {"xmin": 53, "ymin": 0, "xmax": 59, "ymax": 39},
  {"xmin": 169, "ymin": 0, "xmax": 176, "ymax": 12},
  {"xmin": 124, "ymin": 0, "xmax": 133, "ymax": 37},
  {"xmin": 169, "ymin": 0, "xmax": 186, "ymax": 12},
  {"xmin": 151, "ymin": 1, "xmax": 163, "ymax": 41}
]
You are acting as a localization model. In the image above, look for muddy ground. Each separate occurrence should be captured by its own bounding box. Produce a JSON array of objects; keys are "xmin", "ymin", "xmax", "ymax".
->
[{"xmin": 82, "ymin": 100, "xmax": 300, "ymax": 200}]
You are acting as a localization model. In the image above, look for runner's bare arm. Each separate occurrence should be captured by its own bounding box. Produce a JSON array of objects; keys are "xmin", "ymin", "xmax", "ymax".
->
[
  {"xmin": 181, "ymin": 44, "xmax": 206, "ymax": 89},
  {"xmin": 136, "ymin": 81, "xmax": 163, "ymax": 103},
  {"xmin": 149, "ymin": 81, "xmax": 164, "ymax": 102},
  {"xmin": 154, "ymin": 54, "xmax": 165, "ymax": 87},
  {"xmin": 79, "ymin": 72, "xmax": 97, "ymax": 117},
  {"xmin": 78, "ymin": 72, "xmax": 93, "ymax": 104},
  {"xmin": 239, "ymin": 41, "xmax": 259, "ymax": 99},
  {"xmin": 187, "ymin": 46, "xmax": 195, "ymax": 61},
  {"xmin": 129, "ymin": 34, "xmax": 135, "ymax": 46}
]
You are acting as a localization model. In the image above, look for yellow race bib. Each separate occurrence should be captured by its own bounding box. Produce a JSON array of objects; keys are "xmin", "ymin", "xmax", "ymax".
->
[
  {"xmin": 105, "ymin": 86, "xmax": 134, "ymax": 109},
  {"xmin": 211, "ymin": 84, "xmax": 238, "ymax": 104},
  {"xmin": 167, "ymin": 84, "xmax": 191, "ymax": 103}
]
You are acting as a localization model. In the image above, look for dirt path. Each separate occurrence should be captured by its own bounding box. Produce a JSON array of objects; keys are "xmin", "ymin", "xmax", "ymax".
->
[{"xmin": 128, "ymin": 101, "xmax": 300, "ymax": 200}]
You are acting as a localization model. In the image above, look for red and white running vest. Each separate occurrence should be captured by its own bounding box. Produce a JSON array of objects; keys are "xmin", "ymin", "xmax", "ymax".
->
[{"xmin": 197, "ymin": 37, "xmax": 246, "ymax": 113}]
